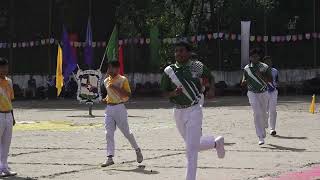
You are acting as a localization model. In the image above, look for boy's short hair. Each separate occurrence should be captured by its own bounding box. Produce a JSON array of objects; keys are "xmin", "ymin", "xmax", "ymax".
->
[
  {"xmin": 0, "ymin": 57, "xmax": 9, "ymax": 66},
  {"xmin": 249, "ymin": 48, "xmax": 263, "ymax": 57},
  {"xmin": 108, "ymin": 60, "xmax": 120, "ymax": 67},
  {"xmin": 175, "ymin": 40, "xmax": 192, "ymax": 52}
]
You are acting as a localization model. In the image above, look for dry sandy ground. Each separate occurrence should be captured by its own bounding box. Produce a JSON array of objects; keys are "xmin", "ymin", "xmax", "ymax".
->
[{"xmin": 4, "ymin": 96, "xmax": 320, "ymax": 180}]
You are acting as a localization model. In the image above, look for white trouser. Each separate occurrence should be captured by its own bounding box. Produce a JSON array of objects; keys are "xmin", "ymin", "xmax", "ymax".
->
[
  {"xmin": 104, "ymin": 104, "xmax": 139, "ymax": 157},
  {"xmin": 268, "ymin": 90, "xmax": 278, "ymax": 131},
  {"xmin": 0, "ymin": 113, "xmax": 13, "ymax": 171},
  {"xmin": 174, "ymin": 104, "xmax": 216, "ymax": 180},
  {"xmin": 247, "ymin": 91, "xmax": 269, "ymax": 138}
]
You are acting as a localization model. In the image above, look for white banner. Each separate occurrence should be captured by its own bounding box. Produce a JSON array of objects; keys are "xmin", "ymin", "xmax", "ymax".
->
[{"xmin": 241, "ymin": 21, "xmax": 251, "ymax": 69}]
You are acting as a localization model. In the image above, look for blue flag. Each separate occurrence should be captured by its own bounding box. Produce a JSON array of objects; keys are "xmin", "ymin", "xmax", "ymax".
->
[
  {"xmin": 84, "ymin": 18, "xmax": 93, "ymax": 68},
  {"xmin": 62, "ymin": 26, "xmax": 77, "ymax": 79}
]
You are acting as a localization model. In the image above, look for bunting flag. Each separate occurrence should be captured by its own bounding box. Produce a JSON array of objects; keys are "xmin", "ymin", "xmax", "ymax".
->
[
  {"xmin": 62, "ymin": 27, "xmax": 77, "ymax": 79},
  {"xmin": 56, "ymin": 44, "xmax": 63, "ymax": 96},
  {"xmin": 150, "ymin": 26, "xmax": 161, "ymax": 70},
  {"xmin": 0, "ymin": 32, "xmax": 320, "ymax": 50},
  {"xmin": 106, "ymin": 25, "xmax": 118, "ymax": 62},
  {"xmin": 84, "ymin": 17, "xmax": 93, "ymax": 68}
]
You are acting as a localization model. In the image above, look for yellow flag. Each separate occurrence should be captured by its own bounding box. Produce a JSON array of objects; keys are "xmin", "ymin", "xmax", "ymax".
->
[
  {"xmin": 309, "ymin": 94, "xmax": 316, "ymax": 114},
  {"xmin": 56, "ymin": 45, "xmax": 64, "ymax": 96}
]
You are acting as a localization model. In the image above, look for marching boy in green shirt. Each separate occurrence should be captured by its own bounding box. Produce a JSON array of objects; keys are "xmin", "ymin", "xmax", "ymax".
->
[
  {"xmin": 161, "ymin": 41, "xmax": 225, "ymax": 180},
  {"xmin": 242, "ymin": 48, "xmax": 273, "ymax": 145}
]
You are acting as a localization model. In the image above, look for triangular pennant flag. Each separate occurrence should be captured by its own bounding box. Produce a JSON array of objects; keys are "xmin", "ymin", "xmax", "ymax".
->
[
  {"xmin": 286, "ymin": 35, "xmax": 291, "ymax": 42},
  {"xmin": 312, "ymin": 32, "xmax": 317, "ymax": 39},
  {"xmin": 140, "ymin": 38, "xmax": 144, "ymax": 45},
  {"xmin": 256, "ymin": 36, "xmax": 262, "ymax": 42},
  {"xmin": 298, "ymin": 34, "xmax": 303, "ymax": 40},
  {"xmin": 218, "ymin": 32, "xmax": 224, "ymax": 38},
  {"xmin": 237, "ymin": 34, "xmax": 241, "ymax": 40},
  {"xmin": 197, "ymin": 35, "xmax": 202, "ymax": 42},
  {"xmin": 231, "ymin": 34, "xmax": 237, "ymax": 40},
  {"xmin": 224, "ymin": 33, "xmax": 230, "ymax": 40},
  {"xmin": 146, "ymin": 38, "xmax": 151, "ymax": 44},
  {"xmin": 162, "ymin": 38, "xmax": 167, "ymax": 43},
  {"xmin": 263, "ymin": 36, "xmax": 269, "ymax": 42},
  {"xmin": 213, "ymin": 33, "xmax": 218, "ymax": 39},
  {"xmin": 250, "ymin": 36, "xmax": 255, "ymax": 42},
  {"xmin": 292, "ymin": 35, "xmax": 297, "ymax": 41},
  {"xmin": 172, "ymin": 38, "xmax": 177, "ymax": 44},
  {"xmin": 207, "ymin": 33, "xmax": 212, "ymax": 40},
  {"xmin": 305, "ymin": 33, "xmax": 311, "ymax": 40},
  {"xmin": 191, "ymin": 36, "xmax": 196, "ymax": 42}
]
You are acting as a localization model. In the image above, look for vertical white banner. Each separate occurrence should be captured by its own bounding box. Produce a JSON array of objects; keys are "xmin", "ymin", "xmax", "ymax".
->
[{"xmin": 241, "ymin": 21, "xmax": 251, "ymax": 69}]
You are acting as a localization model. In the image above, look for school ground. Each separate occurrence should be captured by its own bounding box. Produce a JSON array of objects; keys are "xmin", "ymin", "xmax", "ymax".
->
[{"xmin": 7, "ymin": 96, "xmax": 320, "ymax": 180}]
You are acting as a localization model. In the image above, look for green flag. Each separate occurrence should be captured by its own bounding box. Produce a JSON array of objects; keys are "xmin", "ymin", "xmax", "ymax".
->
[
  {"xmin": 106, "ymin": 25, "xmax": 118, "ymax": 62},
  {"xmin": 150, "ymin": 26, "xmax": 161, "ymax": 70}
]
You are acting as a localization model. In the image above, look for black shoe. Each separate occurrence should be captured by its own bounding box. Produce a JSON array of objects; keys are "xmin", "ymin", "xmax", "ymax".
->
[
  {"xmin": 136, "ymin": 148, "xmax": 144, "ymax": 163},
  {"xmin": 270, "ymin": 130, "xmax": 277, "ymax": 136}
]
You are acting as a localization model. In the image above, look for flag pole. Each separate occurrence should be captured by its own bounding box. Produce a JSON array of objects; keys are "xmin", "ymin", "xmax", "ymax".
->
[{"xmin": 98, "ymin": 49, "xmax": 107, "ymax": 70}]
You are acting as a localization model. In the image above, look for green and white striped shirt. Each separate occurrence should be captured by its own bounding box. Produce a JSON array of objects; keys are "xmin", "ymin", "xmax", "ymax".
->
[
  {"xmin": 161, "ymin": 60, "xmax": 213, "ymax": 106},
  {"xmin": 243, "ymin": 62, "xmax": 272, "ymax": 93}
]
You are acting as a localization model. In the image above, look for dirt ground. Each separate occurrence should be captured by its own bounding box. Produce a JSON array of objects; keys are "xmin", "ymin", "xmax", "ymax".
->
[{"xmin": 4, "ymin": 96, "xmax": 320, "ymax": 180}]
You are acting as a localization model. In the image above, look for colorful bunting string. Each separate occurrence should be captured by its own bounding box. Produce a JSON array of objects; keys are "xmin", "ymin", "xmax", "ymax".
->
[{"xmin": 0, "ymin": 32, "xmax": 320, "ymax": 49}]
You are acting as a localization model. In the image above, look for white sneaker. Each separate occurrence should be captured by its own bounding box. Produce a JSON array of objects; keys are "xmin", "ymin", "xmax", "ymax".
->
[
  {"xmin": 0, "ymin": 169, "xmax": 17, "ymax": 177},
  {"xmin": 258, "ymin": 137, "xmax": 265, "ymax": 145},
  {"xmin": 270, "ymin": 130, "xmax": 277, "ymax": 136},
  {"xmin": 101, "ymin": 158, "xmax": 115, "ymax": 167},
  {"xmin": 215, "ymin": 136, "xmax": 225, "ymax": 159}
]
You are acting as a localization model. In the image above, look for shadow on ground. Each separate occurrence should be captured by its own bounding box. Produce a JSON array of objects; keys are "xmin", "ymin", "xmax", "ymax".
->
[
  {"xmin": 12, "ymin": 96, "xmax": 312, "ymax": 110},
  {"xmin": 107, "ymin": 165, "xmax": 160, "ymax": 175},
  {"xmin": 262, "ymin": 144, "xmax": 306, "ymax": 152},
  {"xmin": 274, "ymin": 135, "xmax": 307, "ymax": 140}
]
